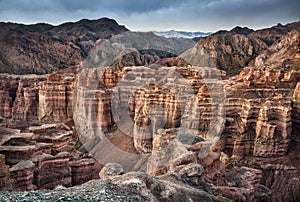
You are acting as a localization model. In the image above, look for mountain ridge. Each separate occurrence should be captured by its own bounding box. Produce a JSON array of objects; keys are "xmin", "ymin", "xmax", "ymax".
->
[
  {"xmin": 0, "ymin": 18, "xmax": 300, "ymax": 75},
  {"xmin": 0, "ymin": 18, "xmax": 129, "ymax": 74}
]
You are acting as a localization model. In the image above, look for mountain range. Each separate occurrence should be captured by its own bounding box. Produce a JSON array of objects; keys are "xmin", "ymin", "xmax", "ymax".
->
[
  {"xmin": 153, "ymin": 30, "xmax": 212, "ymax": 38},
  {"xmin": 0, "ymin": 18, "xmax": 299, "ymax": 76},
  {"xmin": 0, "ymin": 18, "xmax": 128, "ymax": 74}
]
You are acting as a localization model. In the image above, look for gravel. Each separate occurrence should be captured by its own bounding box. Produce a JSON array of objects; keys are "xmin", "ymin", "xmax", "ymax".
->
[{"xmin": 0, "ymin": 180, "xmax": 142, "ymax": 202}]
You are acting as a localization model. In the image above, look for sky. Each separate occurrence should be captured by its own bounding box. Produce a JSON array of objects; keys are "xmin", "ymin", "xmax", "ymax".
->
[{"xmin": 0, "ymin": 0, "xmax": 299, "ymax": 32}]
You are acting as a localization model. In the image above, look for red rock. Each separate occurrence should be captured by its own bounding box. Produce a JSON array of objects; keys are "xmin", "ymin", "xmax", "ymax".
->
[
  {"xmin": 9, "ymin": 160, "xmax": 35, "ymax": 191},
  {"xmin": 31, "ymin": 152, "xmax": 71, "ymax": 189},
  {"xmin": 70, "ymin": 157, "xmax": 96, "ymax": 186},
  {"xmin": 39, "ymin": 72, "xmax": 75, "ymax": 123}
]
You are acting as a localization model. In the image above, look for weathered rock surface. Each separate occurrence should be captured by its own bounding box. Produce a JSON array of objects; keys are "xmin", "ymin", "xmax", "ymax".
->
[
  {"xmin": 0, "ymin": 171, "xmax": 226, "ymax": 202},
  {"xmin": 197, "ymin": 34, "xmax": 267, "ymax": 75},
  {"xmin": 31, "ymin": 152, "xmax": 71, "ymax": 189},
  {"xmin": 72, "ymin": 33, "xmax": 300, "ymax": 199},
  {"xmin": 0, "ymin": 121, "xmax": 99, "ymax": 191},
  {"xmin": 0, "ymin": 74, "xmax": 46, "ymax": 127},
  {"xmin": 99, "ymin": 163, "xmax": 124, "ymax": 179},
  {"xmin": 9, "ymin": 160, "xmax": 35, "ymax": 191},
  {"xmin": 38, "ymin": 67, "xmax": 78, "ymax": 123},
  {"xmin": 70, "ymin": 157, "xmax": 97, "ymax": 186}
]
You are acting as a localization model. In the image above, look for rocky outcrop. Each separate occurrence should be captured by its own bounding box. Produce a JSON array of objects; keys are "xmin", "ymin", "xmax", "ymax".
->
[
  {"xmin": 146, "ymin": 128, "xmax": 274, "ymax": 201},
  {"xmin": 70, "ymin": 157, "xmax": 97, "ymax": 186},
  {"xmin": 260, "ymin": 164, "xmax": 300, "ymax": 201},
  {"xmin": 10, "ymin": 76, "xmax": 47, "ymax": 126},
  {"xmin": 0, "ymin": 121, "xmax": 99, "ymax": 191},
  {"xmin": 0, "ymin": 67, "xmax": 78, "ymax": 126},
  {"xmin": 253, "ymin": 98, "xmax": 292, "ymax": 158},
  {"xmin": 31, "ymin": 152, "xmax": 71, "ymax": 189},
  {"xmin": 0, "ymin": 74, "xmax": 20, "ymax": 120},
  {"xmin": 292, "ymin": 82, "xmax": 300, "ymax": 142},
  {"xmin": 0, "ymin": 135, "xmax": 52, "ymax": 166},
  {"xmin": 99, "ymin": 163, "xmax": 124, "ymax": 180},
  {"xmin": 212, "ymin": 166, "xmax": 271, "ymax": 201},
  {"xmin": 147, "ymin": 128, "xmax": 208, "ymax": 176},
  {"xmin": 0, "ymin": 171, "xmax": 225, "ymax": 202},
  {"xmin": 252, "ymin": 30, "xmax": 300, "ymax": 72},
  {"xmin": 10, "ymin": 160, "xmax": 35, "ymax": 191},
  {"xmin": 106, "ymin": 171, "xmax": 224, "ymax": 202},
  {"xmin": 131, "ymin": 85, "xmax": 182, "ymax": 153}
]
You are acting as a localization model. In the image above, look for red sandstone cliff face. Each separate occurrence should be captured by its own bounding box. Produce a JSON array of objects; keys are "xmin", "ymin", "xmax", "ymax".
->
[
  {"xmin": 0, "ymin": 74, "xmax": 46, "ymax": 127},
  {"xmin": 72, "ymin": 30, "xmax": 300, "ymax": 201},
  {"xmin": 38, "ymin": 68, "xmax": 78, "ymax": 123},
  {"xmin": 71, "ymin": 64, "xmax": 299, "ymax": 201}
]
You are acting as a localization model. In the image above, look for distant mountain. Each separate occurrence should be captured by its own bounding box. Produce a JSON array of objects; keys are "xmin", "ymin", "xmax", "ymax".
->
[
  {"xmin": 1, "ymin": 18, "xmax": 300, "ymax": 75},
  {"xmin": 194, "ymin": 21, "xmax": 300, "ymax": 76},
  {"xmin": 249, "ymin": 21, "xmax": 300, "ymax": 45},
  {"xmin": 153, "ymin": 30, "xmax": 212, "ymax": 39},
  {"xmin": 0, "ymin": 18, "xmax": 129, "ymax": 74},
  {"xmin": 212, "ymin": 26, "xmax": 254, "ymax": 36}
]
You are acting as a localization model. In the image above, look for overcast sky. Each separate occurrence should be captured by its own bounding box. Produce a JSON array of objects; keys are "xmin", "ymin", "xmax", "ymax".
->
[{"xmin": 0, "ymin": 0, "xmax": 299, "ymax": 32}]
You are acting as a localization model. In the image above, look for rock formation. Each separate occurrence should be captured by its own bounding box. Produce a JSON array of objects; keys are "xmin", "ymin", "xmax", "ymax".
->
[
  {"xmin": 31, "ymin": 152, "xmax": 71, "ymax": 189},
  {"xmin": 99, "ymin": 163, "xmax": 124, "ymax": 180},
  {"xmin": 70, "ymin": 157, "xmax": 97, "ymax": 186},
  {"xmin": 0, "ymin": 121, "xmax": 100, "ymax": 190},
  {"xmin": 0, "ymin": 74, "xmax": 46, "ymax": 127},
  {"xmin": 9, "ymin": 160, "xmax": 35, "ymax": 191},
  {"xmin": 38, "ymin": 68, "xmax": 78, "ymax": 123}
]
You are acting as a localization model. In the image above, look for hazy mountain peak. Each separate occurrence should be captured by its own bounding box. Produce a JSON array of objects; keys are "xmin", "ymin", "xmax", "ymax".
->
[
  {"xmin": 229, "ymin": 26, "xmax": 254, "ymax": 35},
  {"xmin": 212, "ymin": 26, "xmax": 254, "ymax": 36},
  {"xmin": 153, "ymin": 30, "xmax": 212, "ymax": 39}
]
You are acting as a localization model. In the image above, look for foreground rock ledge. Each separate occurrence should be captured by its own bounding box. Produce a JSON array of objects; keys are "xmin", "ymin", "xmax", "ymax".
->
[{"xmin": 0, "ymin": 171, "xmax": 226, "ymax": 202}]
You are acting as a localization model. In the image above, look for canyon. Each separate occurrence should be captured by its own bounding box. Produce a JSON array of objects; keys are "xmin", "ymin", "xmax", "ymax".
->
[{"xmin": 0, "ymin": 18, "xmax": 300, "ymax": 201}]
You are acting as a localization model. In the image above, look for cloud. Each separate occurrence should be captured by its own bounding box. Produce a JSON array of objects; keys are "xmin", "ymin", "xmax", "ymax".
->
[{"xmin": 0, "ymin": 0, "xmax": 299, "ymax": 31}]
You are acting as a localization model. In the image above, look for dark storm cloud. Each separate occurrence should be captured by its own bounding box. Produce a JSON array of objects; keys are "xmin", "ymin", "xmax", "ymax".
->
[
  {"xmin": 0, "ymin": 0, "xmax": 185, "ymax": 13},
  {"xmin": 0, "ymin": 0, "xmax": 299, "ymax": 31}
]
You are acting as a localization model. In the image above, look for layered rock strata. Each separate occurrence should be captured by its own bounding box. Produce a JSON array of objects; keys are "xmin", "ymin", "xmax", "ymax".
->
[
  {"xmin": 0, "ymin": 122, "xmax": 99, "ymax": 190},
  {"xmin": 0, "ymin": 74, "xmax": 46, "ymax": 127},
  {"xmin": 31, "ymin": 152, "xmax": 71, "ymax": 189},
  {"xmin": 9, "ymin": 160, "xmax": 35, "ymax": 191}
]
